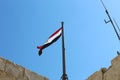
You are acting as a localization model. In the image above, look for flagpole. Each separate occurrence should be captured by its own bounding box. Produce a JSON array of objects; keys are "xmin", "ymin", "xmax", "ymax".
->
[{"xmin": 61, "ymin": 22, "xmax": 68, "ymax": 80}]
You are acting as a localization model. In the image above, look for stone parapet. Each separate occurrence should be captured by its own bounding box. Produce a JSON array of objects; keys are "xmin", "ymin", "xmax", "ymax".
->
[
  {"xmin": 87, "ymin": 55, "xmax": 120, "ymax": 80},
  {"xmin": 0, "ymin": 57, "xmax": 48, "ymax": 80},
  {"xmin": 87, "ymin": 71, "xmax": 103, "ymax": 80}
]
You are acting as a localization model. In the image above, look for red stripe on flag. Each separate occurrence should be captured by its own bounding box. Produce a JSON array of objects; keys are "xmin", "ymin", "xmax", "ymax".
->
[
  {"xmin": 49, "ymin": 27, "xmax": 62, "ymax": 38},
  {"xmin": 37, "ymin": 46, "xmax": 43, "ymax": 49}
]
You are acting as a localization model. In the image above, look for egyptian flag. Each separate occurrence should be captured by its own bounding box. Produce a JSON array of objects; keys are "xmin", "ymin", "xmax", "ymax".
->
[{"xmin": 37, "ymin": 27, "xmax": 62, "ymax": 56}]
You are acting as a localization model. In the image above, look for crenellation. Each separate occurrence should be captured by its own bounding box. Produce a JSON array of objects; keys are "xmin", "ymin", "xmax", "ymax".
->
[{"xmin": 88, "ymin": 55, "xmax": 120, "ymax": 80}]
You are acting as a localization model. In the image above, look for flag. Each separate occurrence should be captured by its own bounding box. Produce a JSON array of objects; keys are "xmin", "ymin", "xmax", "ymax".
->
[{"xmin": 37, "ymin": 27, "xmax": 62, "ymax": 56}]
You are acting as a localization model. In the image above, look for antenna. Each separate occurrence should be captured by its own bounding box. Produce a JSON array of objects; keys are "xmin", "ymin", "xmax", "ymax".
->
[
  {"xmin": 113, "ymin": 19, "xmax": 120, "ymax": 32},
  {"xmin": 100, "ymin": 0, "xmax": 120, "ymax": 41},
  {"xmin": 100, "ymin": 0, "xmax": 107, "ymax": 10},
  {"xmin": 113, "ymin": 19, "xmax": 120, "ymax": 40},
  {"xmin": 100, "ymin": 0, "xmax": 110, "ymax": 23}
]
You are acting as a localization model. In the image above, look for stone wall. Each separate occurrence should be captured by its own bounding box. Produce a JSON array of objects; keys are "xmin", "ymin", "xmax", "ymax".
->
[
  {"xmin": 87, "ymin": 55, "xmax": 120, "ymax": 80},
  {"xmin": 0, "ymin": 57, "xmax": 48, "ymax": 80}
]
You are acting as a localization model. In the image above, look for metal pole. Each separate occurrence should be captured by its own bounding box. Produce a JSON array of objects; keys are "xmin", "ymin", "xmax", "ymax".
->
[
  {"xmin": 100, "ymin": 0, "xmax": 120, "ymax": 40},
  {"xmin": 105, "ymin": 10, "xmax": 120, "ymax": 40},
  {"xmin": 61, "ymin": 22, "xmax": 68, "ymax": 80}
]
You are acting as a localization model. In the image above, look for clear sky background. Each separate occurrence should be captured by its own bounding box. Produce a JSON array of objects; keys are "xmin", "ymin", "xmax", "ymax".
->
[{"xmin": 0, "ymin": 0, "xmax": 120, "ymax": 80}]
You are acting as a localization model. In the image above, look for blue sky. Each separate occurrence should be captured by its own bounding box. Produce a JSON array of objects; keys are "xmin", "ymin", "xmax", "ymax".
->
[{"xmin": 0, "ymin": 0, "xmax": 120, "ymax": 80}]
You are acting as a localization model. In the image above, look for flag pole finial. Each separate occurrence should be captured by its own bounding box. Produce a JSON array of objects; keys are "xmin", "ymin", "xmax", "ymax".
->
[{"xmin": 61, "ymin": 21, "xmax": 64, "ymax": 27}]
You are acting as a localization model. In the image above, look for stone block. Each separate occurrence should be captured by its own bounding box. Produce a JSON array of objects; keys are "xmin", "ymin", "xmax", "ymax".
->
[
  {"xmin": 0, "ymin": 57, "xmax": 6, "ymax": 71},
  {"xmin": 104, "ymin": 64, "xmax": 120, "ymax": 80},
  {"xmin": 5, "ymin": 60, "xmax": 24, "ymax": 78},
  {"xmin": 24, "ymin": 69, "xmax": 48, "ymax": 80},
  {"xmin": 111, "ymin": 55, "xmax": 120, "ymax": 66},
  {"xmin": 87, "ymin": 71, "xmax": 102, "ymax": 80},
  {"xmin": 0, "ymin": 77, "xmax": 16, "ymax": 80}
]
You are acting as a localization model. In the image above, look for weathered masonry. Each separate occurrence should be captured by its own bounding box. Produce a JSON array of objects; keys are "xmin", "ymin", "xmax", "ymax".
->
[{"xmin": 0, "ymin": 57, "xmax": 48, "ymax": 80}]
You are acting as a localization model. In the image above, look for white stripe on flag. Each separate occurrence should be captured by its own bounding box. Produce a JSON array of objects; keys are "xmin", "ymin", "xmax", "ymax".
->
[{"xmin": 45, "ymin": 29, "xmax": 62, "ymax": 44}]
